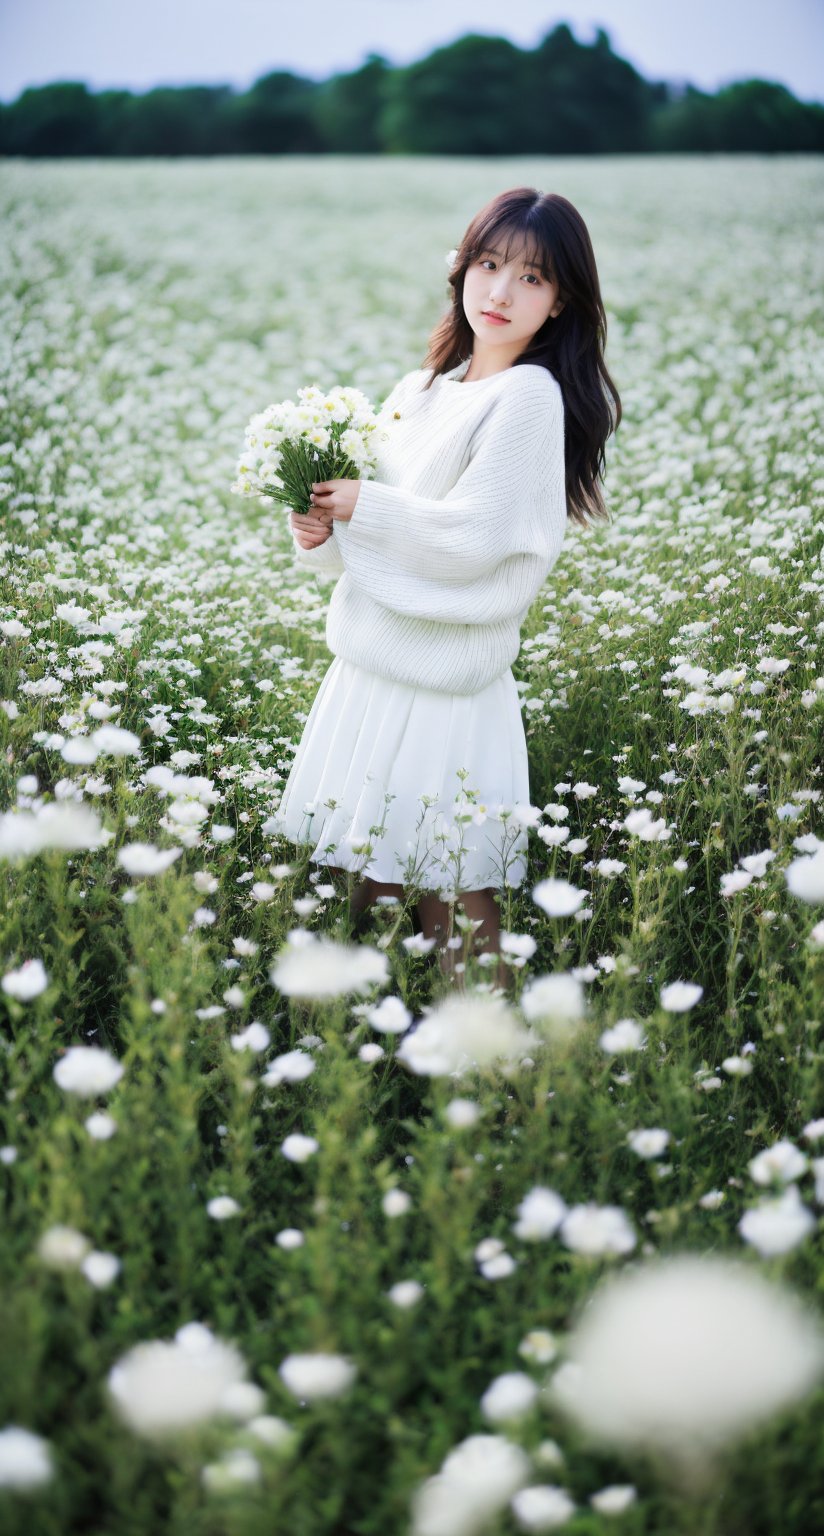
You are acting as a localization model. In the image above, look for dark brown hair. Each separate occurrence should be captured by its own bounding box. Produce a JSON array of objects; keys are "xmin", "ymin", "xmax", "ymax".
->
[{"xmin": 422, "ymin": 187, "xmax": 621, "ymax": 528}]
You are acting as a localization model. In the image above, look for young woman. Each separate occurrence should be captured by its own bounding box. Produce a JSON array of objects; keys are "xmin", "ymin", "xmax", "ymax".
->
[{"xmin": 271, "ymin": 186, "xmax": 621, "ymax": 988}]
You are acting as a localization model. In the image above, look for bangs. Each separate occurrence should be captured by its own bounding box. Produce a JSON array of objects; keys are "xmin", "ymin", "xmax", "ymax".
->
[{"xmin": 470, "ymin": 220, "xmax": 556, "ymax": 282}]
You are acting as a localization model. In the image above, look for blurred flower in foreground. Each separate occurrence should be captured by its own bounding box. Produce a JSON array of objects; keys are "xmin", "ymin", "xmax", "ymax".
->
[
  {"xmin": 1, "ymin": 958, "xmax": 48, "ymax": 1000},
  {"xmin": 784, "ymin": 847, "xmax": 824, "ymax": 903},
  {"xmin": 410, "ymin": 1433, "xmax": 531, "ymax": 1536},
  {"xmin": 519, "ymin": 972, "xmax": 586, "ymax": 1047},
  {"xmin": 550, "ymin": 1256, "xmax": 824, "ymax": 1472},
  {"xmin": 737, "ymin": 1184, "xmax": 816, "ymax": 1256},
  {"xmin": 278, "ymin": 1352, "xmax": 357, "ymax": 1402},
  {"xmin": 269, "ymin": 934, "xmax": 389, "ymax": 998},
  {"xmin": 396, "ymin": 991, "xmax": 534, "ymax": 1078},
  {"xmin": 107, "ymin": 1322, "xmax": 253, "ymax": 1438},
  {"xmin": 0, "ymin": 1426, "xmax": 54, "ymax": 1490},
  {"xmin": 53, "ymin": 1046, "xmax": 124, "ymax": 1097}
]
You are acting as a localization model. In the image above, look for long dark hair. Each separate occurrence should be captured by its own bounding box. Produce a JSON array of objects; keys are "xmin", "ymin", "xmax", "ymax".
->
[{"xmin": 422, "ymin": 187, "xmax": 621, "ymax": 528}]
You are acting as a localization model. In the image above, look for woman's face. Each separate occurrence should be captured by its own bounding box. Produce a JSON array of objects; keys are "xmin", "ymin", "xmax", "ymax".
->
[{"xmin": 461, "ymin": 238, "xmax": 564, "ymax": 360}]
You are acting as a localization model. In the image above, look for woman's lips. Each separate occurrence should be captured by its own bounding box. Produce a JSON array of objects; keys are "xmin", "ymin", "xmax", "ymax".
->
[{"xmin": 482, "ymin": 311, "xmax": 510, "ymax": 325}]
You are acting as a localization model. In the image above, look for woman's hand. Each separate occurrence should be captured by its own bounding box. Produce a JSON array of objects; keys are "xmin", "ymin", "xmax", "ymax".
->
[
  {"xmin": 290, "ymin": 509, "xmax": 333, "ymax": 549},
  {"xmin": 309, "ymin": 479, "xmax": 362, "ymax": 523}
]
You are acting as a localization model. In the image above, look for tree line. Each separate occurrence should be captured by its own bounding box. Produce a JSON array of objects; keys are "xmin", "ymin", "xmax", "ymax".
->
[{"xmin": 2, "ymin": 24, "xmax": 822, "ymax": 157}]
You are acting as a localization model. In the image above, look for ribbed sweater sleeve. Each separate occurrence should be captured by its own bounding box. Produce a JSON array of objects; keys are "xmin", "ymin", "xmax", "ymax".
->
[
  {"xmin": 332, "ymin": 370, "xmax": 566, "ymax": 625},
  {"xmin": 291, "ymin": 522, "xmax": 345, "ymax": 574}
]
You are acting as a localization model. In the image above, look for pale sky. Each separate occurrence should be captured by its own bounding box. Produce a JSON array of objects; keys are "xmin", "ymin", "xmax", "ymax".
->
[{"xmin": 1, "ymin": 0, "xmax": 822, "ymax": 105}]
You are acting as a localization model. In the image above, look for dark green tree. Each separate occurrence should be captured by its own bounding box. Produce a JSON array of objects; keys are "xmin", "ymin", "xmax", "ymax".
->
[
  {"xmin": 651, "ymin": 78, "xmax": 824, "ymax": 152},
  {"xmin": 0, "ymin": 82, "xmax": 102, "ymax": 155},
  {"xmin": 112, "ymin": 86, "xmax": 233, "ymax": 156},
  {"xmin": 220, "ymin": 71, "xmax": 322, "ymax": 153},
  {"xmin": 310, "ymin": 54, "xmax": 391, "ymax": 153},
  {"xmin": 379, "ymin": 35, "xmax": 527, "ymax": 155},
  {"xmin": 525, "ymin": 23, "xmax": 655, "ymax": 153}
]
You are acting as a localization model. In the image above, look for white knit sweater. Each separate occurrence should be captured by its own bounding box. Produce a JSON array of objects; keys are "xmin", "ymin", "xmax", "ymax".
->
[{"xmin": 290, "ymin": 357, "xmax": 568, "ymax": 694}]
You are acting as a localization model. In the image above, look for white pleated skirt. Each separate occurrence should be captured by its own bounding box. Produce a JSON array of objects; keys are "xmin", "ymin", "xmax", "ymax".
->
[{"xmin": 267, "ymin": 655, "xmax": 531, "ymax": 897}]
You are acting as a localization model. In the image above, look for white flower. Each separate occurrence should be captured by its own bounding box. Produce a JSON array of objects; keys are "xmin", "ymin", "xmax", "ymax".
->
[
  {"xmin": 479, "ymin": 1252, "xmax": 517, "ymax": 1280},
  {"xmin": 219, "ymin": 1381, "xmax": 267, "ymax": 1421},
  {"xmin": 510, "ymin": 1484, "xmax": 576, "ymax": 1530},
  {"xmin": 519, "ymin": 973, "xmax": 585, "ymax": 1035},
  {"xmin": 247, "ymin": 1414, "xmax": 296, "ymax": 1450},
  {"xmin": 2, "ymin": 958, "xmax": 48, "ymax": 1000},
  {"xmin": 599, "ymin": 1018, "xmax": 646, "ymax": 1054},
  {"xmin": 275, "ymin": 1228, "xmax": 305, "ymax": 1250},
  {"xmin": 533, "ymin": 1440, "xmax": 565, "ymax": 1470},
  {"xmin": 270, "ymin": 935, "xmax": 389, "ymax": 998},
  {"xmin": 278, "ymin": 1352, "xmax": 357, "ymax": 1401},
  {"xmin": 117, "ymin": 842, "xmax": 182, "ymax": 876},
  {"xmin": 518, "ymin": 1330, "xmax": 557, "ymax": 1365},
  {"xmin": 550, "ymin": 1255, "xmax": 824, "ymax": 1459},
  {"xmin": 85, "ymin": 1111, "xmax": 118, "ymax": 1140},
  {"xmin": 785, "ymin": 847, "xmax": 824, "ymax": 903},
  {"xmin": 738, "ymin": 1185, "xmax": 816, "ymax": 1256},
  {"xmin": 37, "ymin": 1224, "xmax": 91, "ymax": 1270},
  {"xmin": 512, "ymin": 1186, "xmax": 568, "ymax": 1241},
  {"xmin": 748, "ymin": 1139, "xmax": 808, "ymax": 1186},
  {"xmin": 202, "ymin": 1447, "xmax": 261, "ymax": 1490},
  {"xmin": 82, "ymin": 1250, "xmax": 121, "ymax": 1288},
  {"xmin": 627, "ymin": 1128, "xmax": 670, "ymax": 1159},
  {"xmin": 0, "ymin": 804, "xmax": 106, "ymax": 861},
  {"xmin": 359, "ymin": 1041, "xmax": 384, "ymax": 1063},
  {"xmin": 364, "ymin": 994, "xmax": 413, "ymax": 1034},
  {"xmin": 0, "ymin": 1426, "xmax": 54, "ymax": 1489},
  {"xmin": 207, "ymin": 1196, "xmax": 242, "ymax": 1220},
  {"xmin": 802, "ymin": 1117, "xmax": 824, "ymax": 1142},
  {"xmin": 387, "ymin": 1279, "xmax": 425, "ymax": 1309},
  {"xmin": 230, "ymin": 1021, "xmax": 270, "ymax": 1053},
  {"xmin": 108, "ymin": 1322, "xmax": 249, "ymax": 1438},
  {"xmin": 280, "ymin": 1133, "xmax": 319, "ymax": 1163},
  {"xmin": 531, "ymin": 878, "xmax": 587, "ymax": 918},
  {"xmin": 659, "ymin": 979, "xmax": 703, "ymax": 1012},
  {"xmin": 444, "ymin": 1097, "xmax": 481, "ymax": 1129},
  {"xmin": 500, "ymin": 931, "xmax": 537, "ymax": 959},
  {"xmin": 411, "ymin": 1434, "xmax": 531, "ymax": 1536},
  {"xmin": 698, "ymin": 1189, "xmax": 726, "ymax": 1210},
  {"xmin": 92, "ymin": 724, "xmax": 142, "ymax": 757},
  {"xmin": 53, "ymin": 1045, "xmax": 124, "ymax": 1097},
  {"xmin": 481, "ymin": 1372, "xmax": 539, "ymax": 1424},
  {"xmin": 589, "ymin": 1485, "xmax": 637, "ymax": 1515},
  {"xmin": 721, "ymin": 1054, "xmax": 753, "ymax": 1076},
  {"xmin": 383, "ymin": 1188, "xmax": 412, "ymax": 1217},
  {"xmin": 559, "ymin": 1204, "xmax": 636, "ymax": 1256},
  {"xmin": 0, "ymin": 804, "xmax": 100, "ymax": 866},
  {"xmin": 262, "ymin": 1048, "xmax": 315, "ymax": 1085},
  {"xmin": 396, "ymin": 991, "xmax": 534, "ymax": 1078}
]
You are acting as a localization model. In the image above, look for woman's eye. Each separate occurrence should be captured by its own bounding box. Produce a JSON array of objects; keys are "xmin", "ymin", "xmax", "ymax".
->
[{"xmin": 480, "ymin": 259, "xmax": 541, "ymax": 284}]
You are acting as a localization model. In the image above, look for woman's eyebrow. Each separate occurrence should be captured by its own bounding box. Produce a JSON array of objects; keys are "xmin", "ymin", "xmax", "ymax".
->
[{"xmin": 485, "ymin": 246, "xmax": 543, "ymax": 270}]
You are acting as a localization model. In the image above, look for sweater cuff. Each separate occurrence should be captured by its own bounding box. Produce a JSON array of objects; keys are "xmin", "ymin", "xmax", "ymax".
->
[
  {"xmin": 343, "ymin": 477, "xmax": 404, "ymax": 554},
  {"xmin": 291, "ymin": 523, "xmax": 344, "ymax": 573}
]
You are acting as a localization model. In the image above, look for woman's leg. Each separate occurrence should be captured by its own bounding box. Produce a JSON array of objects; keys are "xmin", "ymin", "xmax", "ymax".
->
[
  {"xmin": 327, "ymin": 867, "xmax": 403, "ymax": 924},
  {"xmin": 415, "ymin": 887, "xmax": 507, "ymax": 990}
]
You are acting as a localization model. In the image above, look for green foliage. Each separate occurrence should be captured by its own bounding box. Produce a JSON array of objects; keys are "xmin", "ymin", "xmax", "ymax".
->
[
  {"xmin": 0, "ymin": 154, "xmax": 822, "ymax": 1534},
  {"xmin": 1, "ymin": 28, "xmax": 821, "ymax": 158}
]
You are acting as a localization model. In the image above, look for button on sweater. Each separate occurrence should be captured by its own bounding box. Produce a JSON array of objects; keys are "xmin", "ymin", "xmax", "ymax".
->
[{"xmin": 290, "ymin": 357, "xmax": 568, "ymax": 695}]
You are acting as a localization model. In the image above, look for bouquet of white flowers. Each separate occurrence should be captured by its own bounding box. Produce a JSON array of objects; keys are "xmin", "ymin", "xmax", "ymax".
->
[{"xmin": 231, "ymin": 384, "xmax": 381, "ymax": 515}]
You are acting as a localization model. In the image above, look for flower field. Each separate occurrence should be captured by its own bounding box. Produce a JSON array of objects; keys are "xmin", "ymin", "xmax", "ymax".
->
[{"xmin": 1, "ymin": 154, "xmax": 823, "ymax": 1535}]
